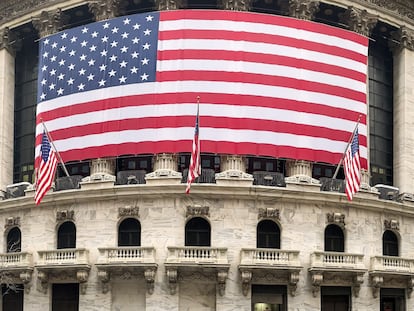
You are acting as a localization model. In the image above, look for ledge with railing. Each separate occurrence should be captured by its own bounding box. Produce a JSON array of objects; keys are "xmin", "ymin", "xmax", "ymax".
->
[
  {"xmin": 97, "ymin": 247, "xmax": 156, "ymax": 265},
  {"xmin": 310, "ymin": 251, "xmax": 366, "ymax": 271},
  {"xmin": 239, "ymin": 248, "xmax": 301, "ymax": 267},
  {"xmin": 166, "ymin": 246, "xmax": 228, "ymax": 265},
  {"xmin": 37, "ymin": 248, "xmax": 89, "ymax": 267},
  {"xmin": 370, "ymin": 255, "xmax": 414, "ymax": 274},
  {"xmin": 0, "ymin": 252, "xmax": 33, "ymax": 269}
]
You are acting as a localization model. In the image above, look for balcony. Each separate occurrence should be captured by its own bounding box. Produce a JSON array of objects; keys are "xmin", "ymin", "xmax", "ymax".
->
[
  {"xmin": 369, "ymin": 256, "xmax": 414, "ymax": 298},
  {"xmin": 165, "ymin": 246, "xmax": 230, "ymax": 295},
  {"xmin": 308, "ymin": 251, "xmax": 367, "ymax": 297},
  {"xmin": 238, "ymin": 248, "xmax": 302, "ymax": 296},
  {"xmin": 96, "ymin": 247, "xmax": 157, "ymax": 294},
  {"xmin": 0, "ymin": 252, "xmax": 33, "ymax": 290},
  {"xmin": 36, "ymin": 248, "xmax": 90, "ymax": 294},
  {"xmin": 252, "ymin": 171, "xmax": 286, "ymax": 187}
]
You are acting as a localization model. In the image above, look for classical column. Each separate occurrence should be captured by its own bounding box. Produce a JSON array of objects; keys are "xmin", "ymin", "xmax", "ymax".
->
[
  {"xmin": 0, "ymin": 28, "xmax": 15, "ymax": 198},
  {"xmin": 215, "ymin": 155, "xmax": 253, "ymax": 186},
  {"xmin": 288, "ymin": 0, "xmax": 319, "ymax": 20},
  {"xmin": 285, "ymin": 159, "xmax": 318, "ymax": 184},
  {"xmin": 391, "ymin": 26, "xmax": 414, "ymax": 194},
  {"xmin": 145, "ymin": 153, "xmax": 182, "ymax": 184},
  {"xmin": 32, "ymin": 9, "xmax": 69, "ymax": 38},
  {"xmin": 340, "ymin": 7, "xmax": 378, "ymax": 37},
  {"xmin": 82, "ymin": 158, "xmax": 116, "ymax": 183},
  {"xmin": 89, "ymin": 0, "xmax": 126, "ymax": 21}
]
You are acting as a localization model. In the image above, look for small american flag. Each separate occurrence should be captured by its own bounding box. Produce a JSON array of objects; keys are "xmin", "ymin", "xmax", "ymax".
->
[
  {"xmin": 35, "ymin": 132, "xmax": 58, "ymax": 205},
  {"xmin": 344, "ymin": 129, "xmax": 361, "ymax": 200},
  {"xmin": 186, "ymin": 104, "xmax": 201, "ymax": 194}
]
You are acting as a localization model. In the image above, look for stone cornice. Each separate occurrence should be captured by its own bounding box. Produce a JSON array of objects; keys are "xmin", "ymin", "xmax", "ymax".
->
[{"xmin": 0, "ymin": 0, "xmax": 413, "ymax": 27}]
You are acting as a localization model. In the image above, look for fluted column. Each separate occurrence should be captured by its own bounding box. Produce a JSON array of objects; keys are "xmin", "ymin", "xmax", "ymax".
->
[
  {"xmin": 145, "ymin": 153, "xmax": 182, "ymax": 184},
  {"xmin": 89, "ymin": 0, "xmax": 126, "ymax": 21},
  {"xmin": 215, "ymin": 155, "xmax": 253, "ymax": 186},
  {"xmin": 0, "ymin": 28, "xmax": 15, "ymax": 198},
  {"xmin": 285, "ymin": 159, "xmax": 318, "ymax": 184},
  {"xmin": 288, "ymin": 0, "xmax": 319, "ymax": 20},
  {"xmin": 391, "ymin": 26, "xmax": 414, "ymax": 194}
]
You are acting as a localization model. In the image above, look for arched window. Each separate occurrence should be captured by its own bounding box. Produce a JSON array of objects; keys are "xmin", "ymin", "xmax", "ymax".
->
[
  {"xmin": 324, "ymin": 224, "xmax": 344, "ymax": 252},
  {"xmin": 118, "ymin": 218, "xmax": 141, "ymax": 246},
  {"xmin": 383, "ymin": 230, "xmax": 398, "ymax": 256},
  {"xmin": 6, "ymin": 227, "xmax": 21, "ymax": 253},
  {"xmin": 185, "ymin": 217, "xmax": 211, "ymax": 246},
  {"xmin": 57, "ymin": 222, "xmax": 76, "ymax": 249},
  {"xmin": 257, "ymin": 220, "xmax": 280, "ymax": 249}
]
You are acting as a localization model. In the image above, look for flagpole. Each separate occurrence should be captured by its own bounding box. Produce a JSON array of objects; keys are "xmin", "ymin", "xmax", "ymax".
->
[
  {"xmin": 40, "ymin": 119, "xmax": 71, "ymax": 178},
  {"xmin": 332, "ymin": 115, "xmax": 362, "ymax": 180}
]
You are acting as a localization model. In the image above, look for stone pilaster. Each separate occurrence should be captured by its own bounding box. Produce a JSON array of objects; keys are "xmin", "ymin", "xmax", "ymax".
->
[
  {"xmin": 215, "ymin": 155, "xmax": 253, "ymax": 186},
  {"xmin": 31, "ymin": 9, "xmax": 69, "ymax": 38},
  {"xmin": 145, "ymin": 153, "xmax": 182, "ymax": 184},
  {"xmin": 156, "ymin": 0, "xmax": 183, "ymax": 10},
  {"xmin": 288, "ymin": 0, "xmax": 319, "ymax": 20},
  {"xmin": 221, "ymin": 0, "xmax": 252, "ymax": 11},
  {"xmin": 340, "ymin": 6, "xmax": 378, "ymax": 37},
  {"xmin": 89, "ymin": 0, "xmax": 126, "ymax": 21},
  {"xmin": 80, "ymin": 158, "xmax": 116, "ymax": 188},
  {"xmin": 0, "ymin": 28, "xmax": 15, "ymax": 198},
  {"xmin": 285, "ymin": 159, "xmax": 319, "ymax": 185},
  {"xmin": 391, "ymin": 26, "xmax": 414, "ymax": 194}
]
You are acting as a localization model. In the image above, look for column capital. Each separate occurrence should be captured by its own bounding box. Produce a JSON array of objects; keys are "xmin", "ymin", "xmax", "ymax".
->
[
  {"xmin": 288, "ymin": 0, "xmax": 319, "ymax": 20},
  {"xmin": 88, "ymin": 0, "xmax": 126, "ymax": 21},
  {"xmin": 221, "ymin": 0, "xmax": 252, "ymax": 11},
  {"xmin": 156, "ymin": 0, "xmax": 183, "ymax": 11},
  {"xmin": 340, "ymin": 6, "xmax": 378, "ymax": 37},
  {"xmin": 391, "ymin": 26, "xmax": 414, "ymax": 52},
  {"xmin": 0, "ymin": 27, "xmax": 15, "ymax": 54},
  {"xmin": 32, "ymin": 9, "xmax": 69, "ymax": 38}
]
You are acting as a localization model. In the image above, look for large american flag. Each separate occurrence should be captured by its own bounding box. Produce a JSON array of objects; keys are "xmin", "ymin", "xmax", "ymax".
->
[
  {"xmin": 36, "ymin": 10, "xmax": 368, "ymax": 168},
  {"xmin": 344, "ymin": 129, "xmax": 361, "ymax": 200}
]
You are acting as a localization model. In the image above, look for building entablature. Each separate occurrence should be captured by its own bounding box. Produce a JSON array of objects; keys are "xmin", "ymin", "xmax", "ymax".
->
[{"xmin": 96, "ymin": 246, "xmax": 157, "ymax": 294}]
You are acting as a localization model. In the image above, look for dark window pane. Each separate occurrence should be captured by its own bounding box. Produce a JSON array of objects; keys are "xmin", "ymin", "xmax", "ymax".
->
[
  {"xmin": 257, "ymin": 220, "xmax": 280, "ymax": 249},
  {"xmin": 324, "ymin": 224, "xmax": 344, "ymax": 252},
  {"xmin": 383, "ymin": 230, "xmax": 398, "ymax": 256},
  {"xmin": 7, "ymin": 227, "xmax": 21, "ymax": 253},
  {"xmin": 118, "ymin": 218, "xmax": 141, "ymax": 246},
  {"xmin": 185, "ymin": 217, "xmax": 211, "ymax": 246},
  {"xmin": 57, "ymin": 222, "xmax": 76, "ymax": 249},
  {"xmin": 52, "ymin": 283, "xmax": 79, "ymax": 311}
]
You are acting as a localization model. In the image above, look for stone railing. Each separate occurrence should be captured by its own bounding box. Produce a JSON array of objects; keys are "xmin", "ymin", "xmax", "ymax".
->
[
  {"xmin": 37, "ymin": 248, "xmax": 89, "ymax": 266},
  {"xmin": 97, "ymin": 247, "xmax": 156, "ymax": 264},
  {"xmin": 166, "ymin": 246, "xmax": 228, "ymax": 264},
  {"xmin": 240, "ymin": 248, "xmax": 301, "ymax": 267},
  {"xmin": 0, "ymin": 252, "xmax": 33, "ymax": 268},
  {"xmin": 310, "ymin": 251, "xmax": 365, "ymax": 270},
  {"xmin": 370, "ymin": 255, "xmax": 414, "ymax": 273}
]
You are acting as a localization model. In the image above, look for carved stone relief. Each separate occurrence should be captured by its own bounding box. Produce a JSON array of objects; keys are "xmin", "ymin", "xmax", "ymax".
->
[
  {"xmin": 258, "ymin": 207, "xmax": 280, "ymax": 221},
  {"xmin": 288, "ymin": 0, "xmax": 320, "ymax": 20},
  {"xmin": 118, "ymin": 206, "xmax": 140, "ymax": 218},
  {"xmin": 186, "ymin": 205, "xmax": 209, "ymax": 218}
]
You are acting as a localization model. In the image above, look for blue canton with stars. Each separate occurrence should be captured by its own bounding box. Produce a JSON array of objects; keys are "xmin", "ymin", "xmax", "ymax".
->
[{"xmin": 38, "ymin": 12, "xmax": 159, "ymax": 102}]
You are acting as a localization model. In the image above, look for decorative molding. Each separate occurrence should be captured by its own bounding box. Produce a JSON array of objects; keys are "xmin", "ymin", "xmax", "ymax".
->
[
  {"xmin": 118, "ymin": 206, "xmax": 140, "ymax": 218},
  {"xmin": 166, "ymin": 268, "xmax": 178, "ymax": 295},
  {"xmin": 289, "ymin": 271, "xmax": 300, "ymax": 296},
  {"xmin": 0, "ymin": 27, "xmax": 15, "ymax": 54},
  {"xmin": 383, "ymin": 219, "xmax": 399, "ymax": 231},
  {"xmin": 88, "ymin": 0, "xmax": 126, "ymax": 21},
  {"xmin": 186, "ymin": 205, "xmax": 209, "ymax": 218},
  {"xmin": 97, "ymin": 270, "xmax": 110, "ymax": 294},
  {"xmin": 76, "ymin": 269, "xmax": 89, "ymax": 294},
  {"xmin": 391, "ymin": 26, "xmax": 414, "ymax": 52},
  {"xmin": 339, "ymin": 6, "xmax": 378, "ymax": 37},
  {"xmin": 326, "ymin": 212, "xmax": 345, "ymax": 227},
  {"xmin": 37, "ymin": 271, "xmax": 48, "ymax": 294},
  {"xmin": 311, "ymin": 272, "xmax": 323, "ymax": 297},
  {"xmin": 352, "ymin": 273, "xmax": 364, "ymax": 297},
  {"xmin": 156, "ymin": 0, "xmax": 183, "ymax": 10},
  {"xmin": 144, "ymin": 268, "xmax": 156, "ymax": 295},
  {"xmin": 370, "ymin": 275, "xmax": 383, "ymax": 298},
  {"xmin": 221, "ymin": 0, "xmax": 252, "ymax": 11},
  {"xmin": 258, "ymin": 208, "xmax": 280, "ymax": 221},
  {"xmin": 217, "ymin": 270, "xmax": 228, "ymax": 296},
  {"xmin": 31, "ymin": 9, "xmax": 69, "ymax": 38},
  {"xmin": 240, "ymin": 270, "xmax": 252, "ymax": 296},
  {"xmin": 5, "ymin": 216, "xmax": 20, "ymax": 229},
  {"xmin": 56, "ymin": 210, "xmax": 74, "ymax": 222},
  {"xmin": 288, "ymin": 0, "xmax": 320, "ymax": 20},
  {"xmin": 408, "ymin": 277, "xmax": 414, "ymax": 298}
]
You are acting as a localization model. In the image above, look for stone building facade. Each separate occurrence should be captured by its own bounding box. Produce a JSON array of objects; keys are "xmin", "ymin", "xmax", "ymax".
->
[{"xmin": 0, "ymin": 0, "xmax": 414, "ymax": 310}]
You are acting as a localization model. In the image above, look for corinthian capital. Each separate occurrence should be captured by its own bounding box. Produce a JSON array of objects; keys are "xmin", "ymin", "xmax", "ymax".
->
[
  {"xmin": 221, "ymin": 0, "xmax": 252, "ymax": 11},
  {"xmin": 288, "ymin": 0, "xmax": 319, "ymax": 20},
  {"xmin": 156, "ymin": 0, "xmax": 183, "ymax": 10},
  {"xmin": 340, "ymin": 7, "xmax": 378, "ymax": 37},
  {"xmin": 0, "ymin": 27, "xmax": 15, "ymax": 54},
  {"xmin": 391, "ymin": 26, "xmax": 414, "ymax": 52},
  {"xmin": 89, "ymin": 0, "xmax": 126, "ymax": 21},
  {"xmin": 32, "ymin": 9, "xmax": 69, "ymax": 38}
]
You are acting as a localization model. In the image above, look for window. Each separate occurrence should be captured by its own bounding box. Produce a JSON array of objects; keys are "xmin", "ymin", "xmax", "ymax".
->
[
  {"xmin": 321, "ymin": 286, "xmax": 351, "ymax": 311},
  {"xmin": 2, "ymin": 284, "xmax": 23, "ymax": 311},
  {"xmin": 118, "ymin": 218, "xmax": 141, "ymax": 246},
  {"xmin": 6, "ymin": 227, "xmax": 21, "ymax": 253},
  {"xmin": 57, "ymin": 222, "xmax": 76, "ymax": 249},
  {"xmin": 52, "ymin": 283, "xmax": 79, "ymax": 311},
  {"xmin": 383, "ymin": 230, "xmax": 398, "ymax": 257},
  {"xmin": 324, "ymin": 224, "xmax": 344, "ymax": 252},
  {"xmin": 381, "ymin": 288, "xmax": 405, "ymax": 311},
  {"xmin": 257, "ymin": 220, "xmax": 280, "ymax": 249},
  {"xmin": 251, "ymin": 285, "xmax": 287, "ymax": 311},
  {"xmin": 185, "ymin": 217, "xmax": 211, "ymax": 246}
]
